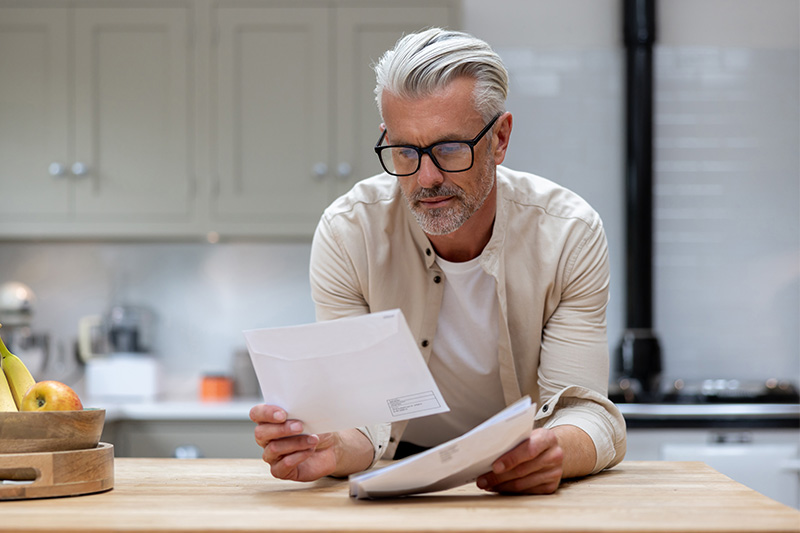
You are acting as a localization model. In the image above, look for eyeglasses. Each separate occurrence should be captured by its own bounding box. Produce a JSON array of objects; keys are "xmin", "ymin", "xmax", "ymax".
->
[{"xmin": 374, "ymin": 113, "xmax": 502, "ymax": 177}]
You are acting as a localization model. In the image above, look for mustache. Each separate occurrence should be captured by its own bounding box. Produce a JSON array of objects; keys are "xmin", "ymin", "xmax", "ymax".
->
[{"xmin": 409, "ymin": 185, "xmax": 463, "ymax": 203}]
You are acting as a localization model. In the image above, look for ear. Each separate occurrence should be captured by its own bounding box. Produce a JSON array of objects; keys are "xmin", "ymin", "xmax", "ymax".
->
[{"xmin": 492, "ymin": 112, "xmax": 512, "ymax": 165}]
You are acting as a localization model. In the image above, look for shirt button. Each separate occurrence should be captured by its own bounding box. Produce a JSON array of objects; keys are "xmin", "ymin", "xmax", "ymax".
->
[
  {"xmin": 425, "ymin": 248, "xmax": 432, "ymax": 256},
  {"xmin": 433, "ymin": 275, "xmax": 441, "ymax": 283},
  {"xmin": 421, "ymin": 339, "xmax": 429, "ymax": 348},
  {"xmin": 389, "ymin": 437, "xmax": 396, "ymax": 443},
  {"xmin": 542, "ymin": 404, "xmax": 549, "ymax": 412}
]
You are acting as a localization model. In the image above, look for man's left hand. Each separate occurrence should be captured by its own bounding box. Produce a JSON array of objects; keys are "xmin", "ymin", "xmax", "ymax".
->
[{"xmin": 475, "ymin": 428, "xmax": 564, "ymax": 494}]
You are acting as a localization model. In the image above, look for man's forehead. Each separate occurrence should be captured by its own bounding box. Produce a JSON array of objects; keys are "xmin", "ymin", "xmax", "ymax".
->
[{"xmin": 381, "ymin": 84, "xmax": 483, "ymax": 143}]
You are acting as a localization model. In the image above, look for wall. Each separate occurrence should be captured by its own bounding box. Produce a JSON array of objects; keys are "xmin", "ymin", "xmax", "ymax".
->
[
  {"xmin": 1, "ymin": 0, "xmax": 797, "ymax": 397},
  {"xmin": 463, "ymin": 0, "xmax": 800, "ymax": 385}
]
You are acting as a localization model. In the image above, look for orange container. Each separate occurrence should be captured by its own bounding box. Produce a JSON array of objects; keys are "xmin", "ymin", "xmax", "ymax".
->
[{"xmin": 200, "ymin": 375, "xmax": 233, "ymax": 402}]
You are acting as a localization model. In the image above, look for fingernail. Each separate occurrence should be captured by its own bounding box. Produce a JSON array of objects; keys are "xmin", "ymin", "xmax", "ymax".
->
[
  {"xmin": 290, "ymin": 421, "xmax": 303, "ymax": 433},
  {"xmin": 493, "ymin": 460, "xmax": 506, "ymax": 474},
  {"xmin": 274, "ymin": 411, "xmax": 286, "ymax": 422},
  {"xmin": 306, "ymin": 436, "xmax": 317, "ymax": 446},
  {"xmin": 477, "ymin": 478, "xmax": 488, "ymax": 489}
]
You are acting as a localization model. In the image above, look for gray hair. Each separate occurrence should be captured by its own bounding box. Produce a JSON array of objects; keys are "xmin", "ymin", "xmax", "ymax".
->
[{"xmin": 374, "ymin": 28, "xmax": 509, "ymax": 122}]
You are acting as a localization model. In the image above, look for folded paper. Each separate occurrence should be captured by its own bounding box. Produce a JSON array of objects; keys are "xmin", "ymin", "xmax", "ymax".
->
[
  {"xmin": 244, "ymin": 309, "xmax": 449, "ymax": 435},
  {"xmin": 349, "ymin": 396, "xmax": 537, "ymax": 499}
]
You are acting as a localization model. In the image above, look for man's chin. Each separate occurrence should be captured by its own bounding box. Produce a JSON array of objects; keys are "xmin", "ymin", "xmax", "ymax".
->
[{"xmin": 413, "ymin": 209, "xmax": 466, "ymax": 236}]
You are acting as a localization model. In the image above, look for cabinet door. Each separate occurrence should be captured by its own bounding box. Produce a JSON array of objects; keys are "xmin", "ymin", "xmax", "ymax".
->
[
  {"xmin": 212, "ymin": 6, "xmax": 330, "ymax": 236},
  {"xmin": 334, "ymin": 5, "xmax": 458, "ymax": 197},
  {"xmin": 72, "ymin": 6, "xmax": 193, "ymax": 220},
  {"xmin": 0, "ymin": 7, "xmax": 70, "ymax": 219}
]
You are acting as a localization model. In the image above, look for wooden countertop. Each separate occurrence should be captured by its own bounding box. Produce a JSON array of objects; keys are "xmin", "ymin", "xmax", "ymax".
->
[{"xmin": 1, "ymin": 459, "xmax": 798, "ymax": 532}]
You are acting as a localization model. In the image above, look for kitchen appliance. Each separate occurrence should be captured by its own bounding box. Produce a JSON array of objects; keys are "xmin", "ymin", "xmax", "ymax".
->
[
  {"xmin": 0, "ymin": 282, "xmax": 49, "ymax": 378},
  {"xmin": 79, "ymin": 305, "xmax": 159, "ymax": 402}
]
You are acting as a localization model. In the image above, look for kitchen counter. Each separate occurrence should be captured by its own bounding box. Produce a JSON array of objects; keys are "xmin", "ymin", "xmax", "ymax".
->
[
  {"xmin": 97, "ymin": 399, "xmax": 800, "ymax": 426},
  {"xmin": 1, "ymin": 459, "xmax": 798, "ymax": 532},
  {"xmin": 618, "ymin": 402, "xmax": 800, "ymax": 428},
  {"xmin": 99, "ymin": 399, "xmax": 260, "ymax": 422}
]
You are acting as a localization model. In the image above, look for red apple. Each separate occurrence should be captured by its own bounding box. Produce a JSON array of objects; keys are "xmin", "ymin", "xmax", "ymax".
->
[{"xmin": 20, "ymin": 380, "xmax": 83, "ymax": 411}]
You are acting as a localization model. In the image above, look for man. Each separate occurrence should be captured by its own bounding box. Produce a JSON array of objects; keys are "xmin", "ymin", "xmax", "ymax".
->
[{"xmin": 250, "ymin": 28, "xmax": 626, "ymax": 495}]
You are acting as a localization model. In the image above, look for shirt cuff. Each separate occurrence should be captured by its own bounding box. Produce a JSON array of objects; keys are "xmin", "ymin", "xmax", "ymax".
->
[
  {"xmin": 535, "ymin": 386, "xmax": 627, "ymax": 474},
  {"xmin": 355, "ymin": 423, "xmax": 392, "ymax": 469}
]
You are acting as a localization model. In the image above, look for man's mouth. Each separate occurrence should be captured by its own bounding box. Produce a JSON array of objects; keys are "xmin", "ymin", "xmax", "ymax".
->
[{"xmin": 417, "ymin": 196, "xmax": 454, "ymax": 209}]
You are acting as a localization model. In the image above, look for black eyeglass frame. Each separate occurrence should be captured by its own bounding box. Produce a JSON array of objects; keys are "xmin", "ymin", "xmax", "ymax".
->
[{"xmin": 374, "ymin": 113, "xmax": 502, "ymax": 177}]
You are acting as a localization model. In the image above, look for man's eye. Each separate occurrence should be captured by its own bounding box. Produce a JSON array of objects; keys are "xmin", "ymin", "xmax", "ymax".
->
[
  {"xmin": 435, "ymin": 143, "xmax": 469, "ymax": 157},
  {"xmin": 395, "ymin": 147, "xmax": 418, "ymax": 160}
]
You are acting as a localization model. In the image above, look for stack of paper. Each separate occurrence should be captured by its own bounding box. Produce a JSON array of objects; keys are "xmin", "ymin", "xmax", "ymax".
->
[
  {"xmin": 243, "ymin": 309, "xmax": 450, "ymax": 435},
  {"xmin": 349, "ymin": 396, "xmax": 537, "ymax": 499}
]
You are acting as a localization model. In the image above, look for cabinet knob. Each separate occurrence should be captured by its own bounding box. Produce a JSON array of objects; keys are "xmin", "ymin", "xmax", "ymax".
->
[
  {"xmin": 312, "ymin": 163, "xmax": 328, "ymax": 179},
  {"xmin": 71, "ymin": 162, "xmax": 89, "ymax": 176},
  {"xmin": 173, "ymin": 445, "xmax": 203, "ymax": 459},
  {"xmin": 337, "ymin": 162, "xmax": 352, "ymax": 179},
  {"xmin": 48, "ymin": 163, "xmax": 67, "ymax": 177}
]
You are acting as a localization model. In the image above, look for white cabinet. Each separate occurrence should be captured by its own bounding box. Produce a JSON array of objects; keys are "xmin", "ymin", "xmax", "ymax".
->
[
  {"xmin": 0, "ymin": 3, "xmax": 195, "ymax": 237},
  {"xmin": 625, "ymin": 428, "xmax": 800, "ymax": 509},
  {"xmin": 210, "ymin": 3, "xmax": 458, "ymax": 237},
  {"xmin": 0, "ymin": 0, "xmax": 459, "ymax": 239}
]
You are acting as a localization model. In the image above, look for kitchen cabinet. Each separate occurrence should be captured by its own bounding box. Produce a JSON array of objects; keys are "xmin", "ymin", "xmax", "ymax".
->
[
  {"xmin": 625, "ymin": 427, "xmax": 800, "ymax": 510},
  {"xmin": 210, "ymin": 3, "xmax": 458, "ymax": 237},
  {"xmin": 102, "ymin": 419, "xmax": 261, "ymax": 459},
  {"xmin": 0, "ymin": 2, "xmax": 195, "ymax": 237},
  {"xmin": 0, "ymin": 0, "xmax": 459, "ymax": 239}
]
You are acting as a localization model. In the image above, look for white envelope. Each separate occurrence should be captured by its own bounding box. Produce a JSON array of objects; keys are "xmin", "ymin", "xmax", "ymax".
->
[
  {"xmin": 349, "ymin": 396, "xmax": 536, "ymax": 499},
  {"xmin": 243, "ymin": 309, "xmax": 449, "ymax": 435}
]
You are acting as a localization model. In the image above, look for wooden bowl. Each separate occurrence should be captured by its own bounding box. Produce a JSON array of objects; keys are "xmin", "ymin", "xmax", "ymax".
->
[{"xmin": 0, "ymin": 409, "xmax": 105, "ymax": 454}]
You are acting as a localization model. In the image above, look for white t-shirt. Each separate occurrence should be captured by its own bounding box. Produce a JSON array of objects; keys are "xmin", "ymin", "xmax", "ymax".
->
[{"xmin": 401, "ymin": 254, "xmax": 506, "ymax": 447}]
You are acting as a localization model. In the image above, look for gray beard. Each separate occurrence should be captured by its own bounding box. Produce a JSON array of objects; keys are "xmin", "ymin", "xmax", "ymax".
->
[{"xmin": 402, "ymin": 163, "xmax": 494, "ymax": 236}]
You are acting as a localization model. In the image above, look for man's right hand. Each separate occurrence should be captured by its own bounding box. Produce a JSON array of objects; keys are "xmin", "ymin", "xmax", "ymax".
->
[{"xmin": 249, "ymin": 404, "xmax": 373, "ymax": 482}]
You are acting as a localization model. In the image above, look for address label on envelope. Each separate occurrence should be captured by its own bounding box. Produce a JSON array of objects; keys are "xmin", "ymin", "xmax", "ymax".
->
[{"xmin": 243, "ymin": 309, "xmax": 449, "ymax": 435}]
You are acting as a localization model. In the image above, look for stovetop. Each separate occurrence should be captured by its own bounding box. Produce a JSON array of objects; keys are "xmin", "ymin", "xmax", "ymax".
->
[{"xmin": 609, "ymin": 378, "xmax": 800, "ymax": 405}]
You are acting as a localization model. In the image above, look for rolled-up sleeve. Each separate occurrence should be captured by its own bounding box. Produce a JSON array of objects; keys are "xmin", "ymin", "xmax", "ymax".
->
[
  {"xmin": 536, "ymin": 216, "xmax": 626, "ymax": 472},
  {"xmin": 535, "ymin": 386, "xmax": 627, "ymax": 473}
]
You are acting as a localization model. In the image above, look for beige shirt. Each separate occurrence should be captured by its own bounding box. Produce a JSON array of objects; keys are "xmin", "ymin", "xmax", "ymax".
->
[{"xmin": 309, "ymin": 165, "xmax": 627, "ymax": 474}]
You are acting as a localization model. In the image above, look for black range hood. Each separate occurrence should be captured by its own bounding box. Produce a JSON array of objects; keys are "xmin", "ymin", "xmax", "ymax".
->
[{"xmin": 616, "ymin": 0, "xmax": 663, "ymax": 400}]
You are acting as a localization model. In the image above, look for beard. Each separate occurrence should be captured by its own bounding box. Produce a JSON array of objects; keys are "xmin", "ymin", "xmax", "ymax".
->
[{"xmin": 401, "ymin": 156, "xmax": 495, "ymax": 236}]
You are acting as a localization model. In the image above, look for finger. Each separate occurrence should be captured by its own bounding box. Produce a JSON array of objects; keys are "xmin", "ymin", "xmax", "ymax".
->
[
  {"xmin": 263, "ymin": 434, "xmax": 319, "ymax": 465},
  {"xmin": 477, "ymin": 445, "xmax": 563, "ymax": 491},
  {"xmin": 481, "ymin": 466, "xmax": 562, "ymax": 495},
  {"xmin": 254, "ymin": 419, "xmax": 305, "ymax": 448},
  {"xmin": 249, "ymin": 404, "xmax": 288, "ymax": 424},
  {"xmin": 268, "ymin": 448, "xmax": 318, "ymax": 481},
  {"xmin": 491, "ymin": 430, "xmax": 559, "ymax": 474}
]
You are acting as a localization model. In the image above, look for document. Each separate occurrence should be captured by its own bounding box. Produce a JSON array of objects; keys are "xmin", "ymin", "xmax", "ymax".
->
[
  {"xmin": 349, "ymin": 396, "xmax": 537, "ymax": 499},
  {"xmin": 243, "ymin": 309, "xmax": 449, "ymax": 435}
]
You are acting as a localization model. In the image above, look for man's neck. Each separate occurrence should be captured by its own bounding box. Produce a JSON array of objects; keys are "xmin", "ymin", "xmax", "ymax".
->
[{"xmin": 427, "ymin": 187, "xmax": 497, "ymax": 263}]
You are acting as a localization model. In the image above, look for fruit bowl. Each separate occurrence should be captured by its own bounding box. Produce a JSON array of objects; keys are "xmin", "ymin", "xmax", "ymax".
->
[{"xmin": 0, "ymin": 409, "xmax": 105, "ymax": 454}]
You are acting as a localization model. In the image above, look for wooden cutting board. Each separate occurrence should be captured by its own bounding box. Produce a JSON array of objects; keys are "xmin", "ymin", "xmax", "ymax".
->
[{"xmin": 0, "ymin": 442, "xmax": 114, "ymax": 500}]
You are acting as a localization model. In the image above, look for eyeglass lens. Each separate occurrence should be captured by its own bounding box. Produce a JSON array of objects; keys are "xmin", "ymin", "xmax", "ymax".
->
[{"xmin": 379, "ymin": 143, "xmax": 473, "ymax": 175}]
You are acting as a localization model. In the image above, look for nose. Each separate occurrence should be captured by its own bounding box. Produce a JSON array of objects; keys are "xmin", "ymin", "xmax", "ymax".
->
[{"xmin": 416, "ymin": 153, "xmax": 444, "ymax": 189}]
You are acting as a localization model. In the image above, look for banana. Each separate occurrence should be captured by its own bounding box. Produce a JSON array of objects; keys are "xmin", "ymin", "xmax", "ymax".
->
[
  {"xmin": 0, "ymin": 366, "xmax": 17, "ymax": 411},
  {"xmin": 0, "ymin": 329, "xmax": 36, "ymax": 409}
]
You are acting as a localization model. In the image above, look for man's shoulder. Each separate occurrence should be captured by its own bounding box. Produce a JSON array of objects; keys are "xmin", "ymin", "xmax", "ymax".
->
[
  {"xmin": 496, "ymin": 166, "xmax": 601, "ymax": 228},
  {"xmin": 322, "ymin": 172, "xmax": 401, "ymax": 220}
]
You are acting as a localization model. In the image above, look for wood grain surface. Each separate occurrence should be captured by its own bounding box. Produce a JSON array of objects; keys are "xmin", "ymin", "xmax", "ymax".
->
[
  {"xmin": 0, "ymin": 459, "xmax": 797, "ymax": 532},
  {"xmin": 0, "ymin": 409, "xmax": 105, "ymax": 453},
  {"xmin": 0, "ymin": 442, "xmax": 114, "ymax": 500}
]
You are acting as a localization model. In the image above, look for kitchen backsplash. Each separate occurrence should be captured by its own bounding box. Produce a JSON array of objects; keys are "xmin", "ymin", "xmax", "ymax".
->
[{"xmin": 0, "ymin": 241, "xmax": 316, "ymax": 397}]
